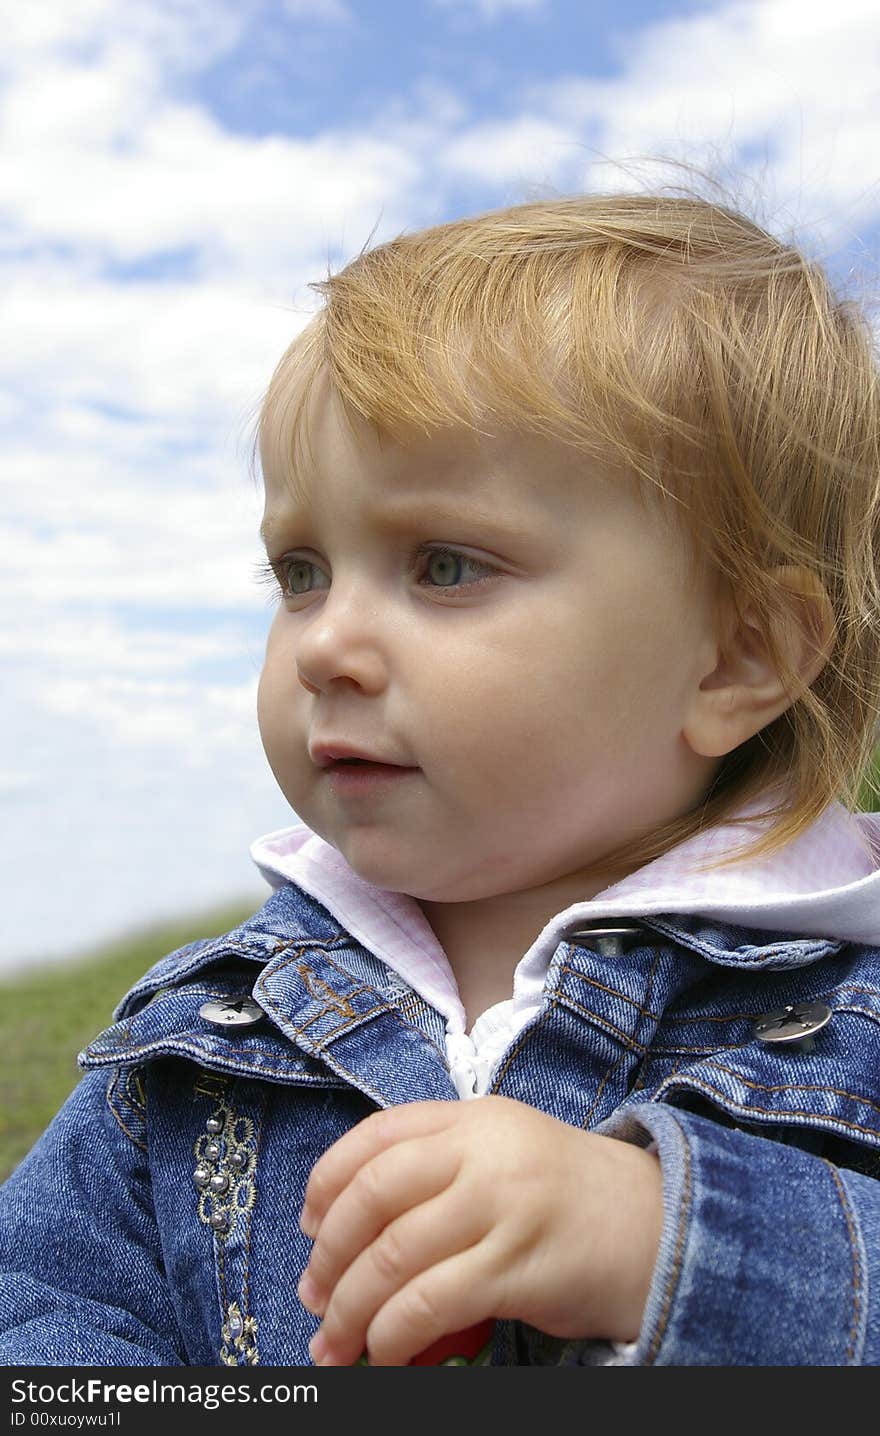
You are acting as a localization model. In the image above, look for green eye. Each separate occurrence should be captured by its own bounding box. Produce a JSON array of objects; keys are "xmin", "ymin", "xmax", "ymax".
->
[
  {"xmin": 424, "ymin": 551, "xmax": 463, "ymax": 586},
  {"xmin": 418, "ymin": 547, "xmax": 495, "ymax": 590},
  {"xmin": 283, "ymin": 559, "xmax": 328, "ymax": 595}
]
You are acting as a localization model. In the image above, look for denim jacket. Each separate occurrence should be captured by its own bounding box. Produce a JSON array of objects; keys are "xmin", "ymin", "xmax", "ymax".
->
[{"xmin": 2, "ymin": 866, "xmax": 880, "ymax": 1367}]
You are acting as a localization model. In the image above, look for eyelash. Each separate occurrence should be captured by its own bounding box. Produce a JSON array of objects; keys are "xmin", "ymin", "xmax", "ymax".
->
[{"xmin": 254, "ymin": 545, "xmax": 497, "ymax": 601}]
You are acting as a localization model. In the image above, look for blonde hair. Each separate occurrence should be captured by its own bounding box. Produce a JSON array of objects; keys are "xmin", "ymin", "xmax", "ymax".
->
[{"xmin": 256, "ymin": 190, "xmax": 880, "ymax": 879}]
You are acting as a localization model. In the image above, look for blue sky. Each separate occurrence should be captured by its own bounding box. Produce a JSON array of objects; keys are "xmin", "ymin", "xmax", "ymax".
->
[{"xmin": 3, "ymin": 0, "xmax": 880, "ymax": 969}]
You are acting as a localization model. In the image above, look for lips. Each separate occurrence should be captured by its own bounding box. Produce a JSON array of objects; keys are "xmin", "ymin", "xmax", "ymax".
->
[{"xmin": 311, "ymin": 743, "xmax": 410, "ymax": 769}]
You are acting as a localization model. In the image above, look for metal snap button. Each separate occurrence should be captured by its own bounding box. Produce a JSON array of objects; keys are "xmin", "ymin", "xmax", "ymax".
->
[
  {"xmin": 567, "ymin": 923, "xmax": 644, "ymax": 957},
  {"xmin": 753, "ymin": 1001, "xmax": 832, "ymax": 1052},
  {"xmin": 198, "ymin": 997, "xmax": 264, "ymax": 1028}
]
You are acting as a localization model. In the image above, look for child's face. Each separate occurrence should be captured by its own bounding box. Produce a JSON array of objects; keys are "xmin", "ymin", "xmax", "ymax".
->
[{"xmin": 258, "ymin": 373, "xmax": 722, "ymax": 903}]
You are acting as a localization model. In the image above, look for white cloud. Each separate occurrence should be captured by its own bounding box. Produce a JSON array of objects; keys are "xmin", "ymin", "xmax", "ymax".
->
[
  {"xmin": 440, "ymin": 116, "xmax": 583, "ymax": 185},
  {"xmin": 1, "ymin": 0, "xmax": 125, "ymax": 54},
  {"xmin": 0, "ymin": 615, "xmax": 257, "ymax": 674},
  {"xmin": 523, "ymin": 0, "xmax": 880, "ymax": 242},
  {"xmin": 1, "ymin": 82, "xmax": 419, "ymax": 279},
  {"xmin": 0, "ymin": 0, "xmax": 245, "ymax": 75},
  {"xmin": 37, "ymin": 672, "xmax": 260, "ymax": 758},
  {"xmin": 0, "ymin": 272, "xmax": 309, "ymax": 422}
]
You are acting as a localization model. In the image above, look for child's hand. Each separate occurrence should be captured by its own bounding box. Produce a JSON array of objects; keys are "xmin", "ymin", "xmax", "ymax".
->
[{"xmin": 296, "ymin": 1096, "xmax": 663, "ymax": 1366}]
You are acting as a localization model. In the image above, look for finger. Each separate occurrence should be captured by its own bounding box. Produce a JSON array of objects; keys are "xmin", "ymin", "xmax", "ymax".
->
[
  {"xmin": 363, "ymin": 1242, "xmax": 499, "ymax": 1367},
  {"xmin": 299, "ymin": 1131, "xmax": 461, "ymax": 1315},
  {"xmin": 311, "ymin": 1189, "xmax": 490, "ymax": 1367},
  {"xmin": 300, "ymin": 1100, "xmax": 459, "ymax": 1235}
]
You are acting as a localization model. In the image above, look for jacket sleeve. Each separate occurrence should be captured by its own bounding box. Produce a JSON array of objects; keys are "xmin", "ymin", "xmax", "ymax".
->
[
  {"xmin": 588, "ymin": 1102, "xmax": 879, "ymax": 1366},
  {"xmin": 0, "ymin": 1066, "xmax": 186, "ymax": 1366}
]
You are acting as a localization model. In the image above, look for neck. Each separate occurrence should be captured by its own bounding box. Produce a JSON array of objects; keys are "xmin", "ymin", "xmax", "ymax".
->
[{"xmin": 416, "ymin": 867, "xmax": 624, "ymax": 1029}]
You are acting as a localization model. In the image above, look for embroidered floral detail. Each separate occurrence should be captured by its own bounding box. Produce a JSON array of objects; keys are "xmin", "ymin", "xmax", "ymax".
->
[
  {"xmin": 220, "ymin": 1301, "xmax": 260, "ymax": 1366},
  {"xmin": 193, "ymin": 1105, "xmax": 257, "ymax": 1240}
]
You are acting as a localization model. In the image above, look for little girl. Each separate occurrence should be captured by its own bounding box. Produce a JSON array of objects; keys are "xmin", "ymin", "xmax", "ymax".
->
[{"xmin": 3, "ymin": 191, "xmax": 880, "ymax": 1367}]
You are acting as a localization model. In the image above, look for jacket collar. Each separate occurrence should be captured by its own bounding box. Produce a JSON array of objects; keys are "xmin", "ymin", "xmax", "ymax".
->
[{"xmin": 248, "ymin": 795, "xmax": 879, "ymax": 1032}]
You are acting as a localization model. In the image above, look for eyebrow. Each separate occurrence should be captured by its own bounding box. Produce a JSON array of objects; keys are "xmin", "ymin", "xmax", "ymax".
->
[{"xmin": 259, "ymin": 500, "xmax": 533, "ymax": 549}]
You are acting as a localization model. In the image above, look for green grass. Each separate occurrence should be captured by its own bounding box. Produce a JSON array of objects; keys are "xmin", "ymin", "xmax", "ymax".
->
[{"xmin": 0, "ymin": 901, "xmax": 258, "ymax": 1182}]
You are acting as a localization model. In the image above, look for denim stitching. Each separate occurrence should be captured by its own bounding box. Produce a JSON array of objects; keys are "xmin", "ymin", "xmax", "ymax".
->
[
  {"xmin": 559, "ymin": 965, "xmax": 661, "ymax": 1019},
  {"xmin": 123, "ymin": 1066, "xmax": 146, "ymax": 1112},
  {"xmin": 633, "ymin": 951, "xmax": 663, "ymax": 1049},
  {"xmin": 293, "ymin": 1006, "xmax": 383, "ymax": 1045},
  {"xmin": 697, "ymin": 1060, "xmax": 880, "ymax": 1119},
  {"xmin": 557, "ymin": 993, "xmax": 646, "ymax": 1054},
  {"xmin": 296, "ymin": 964, "xmax": 361, "ymax": 1016},
  {"xmin": 581, "ymin": 1052, "xmax": 630, "ymax": 1129},
  {"xmin": 491, "ymin": 1000, "xmax": 556, "ymax": 1089},
  {"xmin": 87, "ymin": 1040, "xmax": 345, "ymax": 1084},
  {"xmin": 91, "ymin": 981, "xmax": 293, "ymax": 1057},
  {"xmin": 662, "ymin": 992, "xmax": 880, "ymax": 1028},
  {"xmin": 257, "ymin": 950, "xmax": 449, "ymax": 1067},
  {"xmin": 579, "ymin": 952, "xmax": 664, "ymax": 1129},
  {"xmin": 649, "ymin": 1040, "xmax": 754, "ymax": 1057},
  {"xmin": 646, "ymin": 1010, "xmax": 878, "ymax": 1056},
  {"xmin": 646, "ymin": 1010, "xmax": 879, "ymax": 1055},
  {"xmin": 203, "ymin": 1001, "xmax": 393, "ymax": 1109},
  {"xmin": 835, "ymin": 1003, "xmax": 880, "ymax": 1026},
  {"xmin": 241, "ymin": 1099, "xmax": 263, "ymax": 1325},
  {"xmin": 105, "ymin": 1068, "xmax": 148, "ymax": 1152},
  {"xmin": 645, "ymin": 1120, "xmax": 691, "ymax": 1365},
  {"xmin": 218, "ymin": 1087, "xmax": 263, "ymax": 1368},
  {"xmin": 108, "ymin": 1066, "xmax": 143, "ymax": 1124},
  {"xmin": 122, "ymin": 948, "xmax": 278, "ymax": 1010},
  {"xmin": 216, "ymin": 1224, "xmax": 229, "ymax": 1357},
  {"xmin": 651, "ymin": 1076, "xmax": 880, "ymax": 1142},
  {"xmin": 663, "ymin": 1011, "xmax": 805, "ymax": 1027},
  {"xmin": 559, "ymin": 976, "xmax": 880, "ymax": 1036},
  {"xmin": 645, "ymin": 917, "xmax": 840, "ymax": 964},
  {"xmin": 821, "ymin": 1159, "xmax": 862, "ymax": 1365},
  {"xmin": 492, "ymin": 968, "xmax": 651, "ymax": 1093}
]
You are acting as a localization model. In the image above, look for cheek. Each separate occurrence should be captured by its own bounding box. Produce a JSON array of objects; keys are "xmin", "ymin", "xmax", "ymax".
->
[
  {"xmin": 256, "ymin": 665, "xmax": 277, "ymax": 756},
  {"xmin": 257, "ymin": 630, "xmax": 294, "ymax": 739}
]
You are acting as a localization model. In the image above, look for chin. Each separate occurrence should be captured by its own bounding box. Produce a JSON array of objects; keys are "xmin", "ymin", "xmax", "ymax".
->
[
  {"xmin": 330, "ymin": 840, "xmax": 454, "ymax": 902},
  {"xmin": 327, "ymin": 832, "xmax": 417, "ymax": 888}
]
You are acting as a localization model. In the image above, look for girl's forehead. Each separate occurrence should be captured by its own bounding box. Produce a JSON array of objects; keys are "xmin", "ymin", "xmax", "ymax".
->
[
  {"xmin": 260, "ymin": 362, "xmax": 703, "ymax": 586},
  {"xmin": 265, "ymin": 364, "xmax": 605, "ymax": 500}
]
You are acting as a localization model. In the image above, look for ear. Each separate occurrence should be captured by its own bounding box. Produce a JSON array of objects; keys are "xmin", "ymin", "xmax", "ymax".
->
[{"xmin": 683, "ymin": 565, "xmax": 836, "ymax": 760}]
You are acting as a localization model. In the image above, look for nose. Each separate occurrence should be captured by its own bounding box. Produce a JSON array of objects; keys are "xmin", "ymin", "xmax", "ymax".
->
[{"xmin": 295, "ymin": 588, "xmax": 389, "ymax": 696}]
